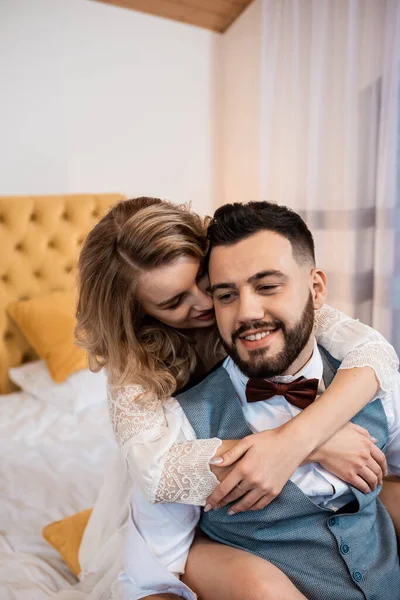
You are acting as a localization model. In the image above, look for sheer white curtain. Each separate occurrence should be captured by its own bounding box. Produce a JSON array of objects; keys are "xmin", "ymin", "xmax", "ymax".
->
[{"xmin": 259, "ymin": 0, "xmax": 400, "ymax": 353}]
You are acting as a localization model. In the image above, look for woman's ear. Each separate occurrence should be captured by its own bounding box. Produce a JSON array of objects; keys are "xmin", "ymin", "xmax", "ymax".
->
[{"xmin": 310, "ymin": 268, "xmax": 327, "ymax": 309}]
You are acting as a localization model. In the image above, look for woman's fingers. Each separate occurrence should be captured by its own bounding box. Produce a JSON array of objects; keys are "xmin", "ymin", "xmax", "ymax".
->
[
  {"xmin": 366, "ymin": 456, "xmax": 384, "ymax": 485},
  {"xmin": 213, "ymin": 485, "xmax": 246, "ymax": 509},
  {"xmin": 206, "ymin": 470, "xmax": 243, "ymax": 509},
  {"xmin": 228, "ymin": 489, "xmax": 265, "ymax": 514},
  {"xmin": 358, "ymin": 465, "xmax": 379, "ymax": 491},
  {"xmin": 370, "ymin": 443, "xmax": 388, "ymax": 476},
  {"xmin": 352, "ymin": 423, "xmax": 377, "ymax": 442},
  {"xmin": 249, "ymin": 494, "xmax": 272, "ymax": 511},
  {"xmin": 352, "ymin": 475, "xmax": 373, "ymax": 494},
  {"xmin": 210, "ymin": 438, "xmax": 251, "ymax": 467}
]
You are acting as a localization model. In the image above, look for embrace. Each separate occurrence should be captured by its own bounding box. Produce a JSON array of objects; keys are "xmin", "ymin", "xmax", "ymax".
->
[{"xmin": 63, "ymin": 199, "xmax": 400, "ymax": 600}]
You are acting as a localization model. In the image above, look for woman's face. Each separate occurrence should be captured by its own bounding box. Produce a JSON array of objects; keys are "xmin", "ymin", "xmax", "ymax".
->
[{"xmin": 137, "ymin": 256, "xmax": 215, "ymax": 329}]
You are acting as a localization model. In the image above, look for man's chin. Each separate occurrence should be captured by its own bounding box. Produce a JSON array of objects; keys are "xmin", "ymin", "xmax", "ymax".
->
[{"xmin": 234, "ymin": 348, "xmax": 286, "ymax": 379}]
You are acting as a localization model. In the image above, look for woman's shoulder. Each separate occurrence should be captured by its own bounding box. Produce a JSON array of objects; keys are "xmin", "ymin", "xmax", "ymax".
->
[
  {"xmin": 107, "ymin": 382, "xmax": 147, "ymax": 396},
  {"xmin": 107, "ymin": 382, "xmax": 161, "ymax": 409},
  {"xmin": 107, "ymin": 382, "xmax": 167, "ymax": 446}
]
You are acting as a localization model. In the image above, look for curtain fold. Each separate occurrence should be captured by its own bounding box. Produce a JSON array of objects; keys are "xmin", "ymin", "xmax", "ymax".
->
[{"xmin": 260, "ymin": 0, "xmax": 400, "ymax": 352}]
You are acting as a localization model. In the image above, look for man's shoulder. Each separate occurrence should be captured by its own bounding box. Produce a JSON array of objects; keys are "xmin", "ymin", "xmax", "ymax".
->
[{"xmin": 176, "ymin": 359, "xmax": 232, "ymax": 402}]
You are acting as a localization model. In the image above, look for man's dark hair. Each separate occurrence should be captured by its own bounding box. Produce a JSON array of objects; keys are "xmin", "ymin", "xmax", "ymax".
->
[{"xmin": 208, "ymin": 201, "xmax": 315, "ymax": 265}]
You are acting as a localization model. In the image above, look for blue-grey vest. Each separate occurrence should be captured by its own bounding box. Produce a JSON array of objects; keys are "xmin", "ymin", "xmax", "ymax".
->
[{"xmin": 177, "ymin": 348, "xmax": 400, "ymax": 600}]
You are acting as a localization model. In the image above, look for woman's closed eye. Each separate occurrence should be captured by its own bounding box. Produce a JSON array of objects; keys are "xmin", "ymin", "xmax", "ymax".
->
[{"xmin": 166, "ymin": 295, "xmax": 184, "ymax": 310}]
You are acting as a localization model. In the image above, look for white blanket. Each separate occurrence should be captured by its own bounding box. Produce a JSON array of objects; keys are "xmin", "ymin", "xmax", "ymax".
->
[{"xmin": 0, "ymin": 388, "xmax": 115, "ymax": 599}]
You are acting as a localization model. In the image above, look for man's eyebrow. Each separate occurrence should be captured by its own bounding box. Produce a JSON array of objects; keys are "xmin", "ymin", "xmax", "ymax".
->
[
  {"xmin": 155, "ymin": 292, "xmax": 183, "ymax": 308},
  {"xmin": 248, "ymin": 270, "xmax": 287, "ymax": 284},
  {"xmin": 208, "ymin": 270, "xmax": 286, "ymax": 295},
  {"xmin": 208, "ymin": 282, "xmax": 236, "ymax": 295}
]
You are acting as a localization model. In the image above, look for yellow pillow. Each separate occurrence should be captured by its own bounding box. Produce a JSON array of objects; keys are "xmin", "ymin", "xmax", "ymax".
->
[
  {"xmin": 42, "ymin": 508, "xmax": 92, "ymax": 577},
  {"xmin": 7, "ymin": 291, "xmax": 87, "ymax": 382}
]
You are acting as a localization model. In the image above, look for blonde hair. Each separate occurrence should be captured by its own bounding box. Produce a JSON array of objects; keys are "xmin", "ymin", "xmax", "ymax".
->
[{"xmin": 75, "ymin": 197, "xmax": 221, "ymax": 398}]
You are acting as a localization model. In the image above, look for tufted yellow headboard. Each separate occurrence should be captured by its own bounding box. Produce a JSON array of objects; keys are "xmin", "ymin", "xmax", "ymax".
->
[{"xmin": 0, "ymin": 194, "xmax": 125, "ymax": 394}]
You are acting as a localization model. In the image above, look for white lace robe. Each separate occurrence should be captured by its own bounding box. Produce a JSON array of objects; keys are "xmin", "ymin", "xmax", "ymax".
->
[{"xmin": 56, "ymin": 305, "xmax": 398, "ymax": 600}]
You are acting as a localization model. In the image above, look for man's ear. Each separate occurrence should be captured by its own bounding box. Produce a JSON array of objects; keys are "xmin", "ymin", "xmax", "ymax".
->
[{"xmin": 310, "ymin": 268, "xmax": 327, "ymax": 309}]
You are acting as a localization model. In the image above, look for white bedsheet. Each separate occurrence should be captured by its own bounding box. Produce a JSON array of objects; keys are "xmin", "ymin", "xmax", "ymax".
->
[{"xmin": 0, "ymin": 389, "xmax": 115, "ymax": 599}]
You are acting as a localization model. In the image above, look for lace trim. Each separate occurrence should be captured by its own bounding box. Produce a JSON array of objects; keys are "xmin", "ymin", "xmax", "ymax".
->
[
  {"xmin": 314, "ymin": 304, "xmax": 399, "ymax": 393},
  {"xmin": 339, "ymin": 341, "xmax": 399, "ymax": 393},
  {"xmin": 108, "ymin": 385, "xmax": 167, "ymax": 446},
  {"xmin": 154, "ymin": 439, "xmax": 222, "ymax": 506},
  {"xmin": 314, "ymin": 304, "xmax": 352, "ymax": 336}
]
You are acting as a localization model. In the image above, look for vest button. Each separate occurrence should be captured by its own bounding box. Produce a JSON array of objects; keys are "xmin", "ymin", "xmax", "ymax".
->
[
  {"xmin": 340, "ymin": 544, "xmax": 350, "ymax": 554},
  {"xmin": 353, "ymin": 571, "xmax": 363, "ymax": 582},
  {"xmin": 328, "ymin": 517, "xmax": 337, "ymax": 526}
]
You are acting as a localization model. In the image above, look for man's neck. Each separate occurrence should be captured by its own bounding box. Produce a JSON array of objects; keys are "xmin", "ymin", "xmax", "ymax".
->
[{"xmin": 281, "ymin": 336, "xmax": 315, "ymax": 377}]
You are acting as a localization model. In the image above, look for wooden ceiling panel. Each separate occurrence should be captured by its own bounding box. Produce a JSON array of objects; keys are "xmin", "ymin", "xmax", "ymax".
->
[{"xmin": 91, "ymin": 0, "xmax": 255, "ymax": 32}]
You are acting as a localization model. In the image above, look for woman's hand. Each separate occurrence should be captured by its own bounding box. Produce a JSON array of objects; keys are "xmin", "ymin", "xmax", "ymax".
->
[
  {"xmin": 205, "ymin": 423, "xmax": 387, "ymax": 515},
  {"xmin": 309, "ymin": 422, "xmax": 387, "ymax": 493},
  {"xmin": 206, "ymin": 426, "xmax": 307, "ymax": 514}
]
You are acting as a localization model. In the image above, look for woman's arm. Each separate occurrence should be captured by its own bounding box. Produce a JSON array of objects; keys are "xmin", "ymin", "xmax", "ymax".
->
[
  {"xmin": 292, "ymin": 303, "xmax": 399, "ymax": 454},
  {"xmin": 108, "ymin": 384, "xmax": 225, "ymax": 505},
  {"xmin": 206, "ymin": 305, "xmax": 399, "ymax": 513},
  {"xmin": 314, "ymin": 304, "xmax": 398, "ymax": 395}
]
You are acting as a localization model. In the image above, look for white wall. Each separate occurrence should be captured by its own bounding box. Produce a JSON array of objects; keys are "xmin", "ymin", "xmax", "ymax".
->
[
  {"xmin": 0, "ymin": 0, "xmax": 217, "ymax": 215},
  {"xmin": 215, "ymin": 0, "xmax": 263, "ymax": 207}
]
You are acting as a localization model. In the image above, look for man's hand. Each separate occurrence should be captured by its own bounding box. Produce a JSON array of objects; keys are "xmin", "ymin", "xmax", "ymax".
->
[
  {"xmin": 310, "ymin": 422, "xmax": 387, "ymax": 492},
  {"xmin": 205, "ymin": 427, "xmax": 307, "ymax": 514}
]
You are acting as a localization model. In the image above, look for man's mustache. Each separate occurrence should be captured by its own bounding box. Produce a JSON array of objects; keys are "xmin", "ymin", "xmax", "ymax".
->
[{"xmin": 231, "ymin": 320, "xmax": 282, "ymax": 343}]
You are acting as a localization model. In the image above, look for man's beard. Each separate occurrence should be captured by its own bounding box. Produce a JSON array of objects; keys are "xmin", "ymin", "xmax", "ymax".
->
[{"xmin": 220, "ymin": 293, "xmax": 315, "ymax": 378}]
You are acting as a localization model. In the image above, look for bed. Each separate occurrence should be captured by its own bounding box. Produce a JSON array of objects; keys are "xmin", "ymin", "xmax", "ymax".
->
[{"xmin": 0, "ymin": 194, "xmax": 124, "ymax": 599}]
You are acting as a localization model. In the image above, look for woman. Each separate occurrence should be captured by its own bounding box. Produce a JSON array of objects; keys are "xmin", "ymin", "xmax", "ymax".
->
[{"xmin": 65, "ymin": 197, "xmax": 398, "ymax": 600}]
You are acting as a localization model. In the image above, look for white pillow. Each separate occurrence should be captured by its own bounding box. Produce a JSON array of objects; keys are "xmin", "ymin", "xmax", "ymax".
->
[{"xmin": 9, "ymin": 360, "xmax": 108, "ymax": 412}]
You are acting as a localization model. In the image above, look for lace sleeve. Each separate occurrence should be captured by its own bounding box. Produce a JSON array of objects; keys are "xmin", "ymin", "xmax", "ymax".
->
[
  {"xmin": 108, "ymin": 384, "xmax": 167, "ymax": 445},
  {"xmin": 155, "ymin": 439, "xmax": 221, "ymax": 506},
  {"xmin": 108, "ymin": 385, "xmax": 222, "ymax": 505},
  {"xmin": 315, "ymin": 304, "xmax": 399, "ymax": 393}
]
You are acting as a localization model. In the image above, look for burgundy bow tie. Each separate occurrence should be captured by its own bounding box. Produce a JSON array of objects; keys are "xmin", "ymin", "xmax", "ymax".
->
[{"xmin": 245, "ymin": 376, "xmax": 319, "ymax": 410}]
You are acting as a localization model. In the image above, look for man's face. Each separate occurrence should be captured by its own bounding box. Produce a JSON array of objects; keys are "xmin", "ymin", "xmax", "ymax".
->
[{"xmin": 208, "ymin": 230, "xmax": 325, "ymax": 378}]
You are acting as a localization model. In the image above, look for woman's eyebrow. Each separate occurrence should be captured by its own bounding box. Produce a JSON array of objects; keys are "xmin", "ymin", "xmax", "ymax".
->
[{"xmin": 156, "ymin": 292, "xmax": 183, "ymax": 308}]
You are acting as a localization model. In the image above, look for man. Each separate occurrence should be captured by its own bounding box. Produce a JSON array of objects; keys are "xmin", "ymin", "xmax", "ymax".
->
[
  {"xmin": 126, "ymin": 201, "xmax": 400, "ymax": 600},
  {"xmin": 175, "ymin": 201, "xmax": 400, "ymax": 600}
]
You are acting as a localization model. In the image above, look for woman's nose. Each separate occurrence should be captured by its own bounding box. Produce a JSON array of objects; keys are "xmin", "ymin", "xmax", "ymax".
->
[{"xmin": 193, "ymin": 287, "xmax": 213, "ymax": 311}]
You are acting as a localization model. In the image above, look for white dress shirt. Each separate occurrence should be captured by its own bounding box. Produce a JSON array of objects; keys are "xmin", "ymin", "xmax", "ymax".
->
[
  {"xmin": 226, "ymin": 341, "xmax": 355, "ymax": 511},
  {"xmin": 122, "ymin": 343, "xmax": 400, "ymax": 600}
]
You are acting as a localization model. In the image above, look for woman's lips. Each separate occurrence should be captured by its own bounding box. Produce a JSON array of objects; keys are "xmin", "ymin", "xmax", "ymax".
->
[{"xmin": 194, "ymin": 309, "xmax": 215, "ymax": 321}]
